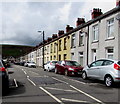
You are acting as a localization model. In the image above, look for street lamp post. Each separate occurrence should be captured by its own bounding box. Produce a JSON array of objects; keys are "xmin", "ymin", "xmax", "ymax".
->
[{"xmin": 38, "ymin": 31, "xmax": 45, "ymax": 69}]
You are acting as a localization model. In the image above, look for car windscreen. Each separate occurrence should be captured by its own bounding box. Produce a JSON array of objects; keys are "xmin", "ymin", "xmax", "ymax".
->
[
  {"xmin": 52, "ymin": 61, "xmax": 57, "ymax": 65},
  {"xmin": 117, "ymin": 61, "xmax": 120, "ymax": 65},
  {"xmin": 66, "ymin": 61, "xmax": 81, "ymax": 66},
  {"xmin": 0, "ymin": 61, "xmax": 3, "ymax": 68},
  {"xmin": 30, "ymin": 62, "xmax": 35, "ymax": 64}
]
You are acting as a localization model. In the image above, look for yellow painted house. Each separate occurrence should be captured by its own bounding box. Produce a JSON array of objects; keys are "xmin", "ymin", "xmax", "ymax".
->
[
  {"xmin": 57, "ymin": 25, "xmax": 73, "ymax": 61},
  {"xmin": 49, "ymin": 34, "xmax": 58, "ymax": 61},
  {"xmin": 49, "ymin": 28, "xmax": 73, "ymax": 61},
  {"xmin": 39, "ymin": 26, "xmax": 74, "ymax": 64},
  {"xmin": 57, "ymin": 35, "xmax": 71, "ymax": 61}
]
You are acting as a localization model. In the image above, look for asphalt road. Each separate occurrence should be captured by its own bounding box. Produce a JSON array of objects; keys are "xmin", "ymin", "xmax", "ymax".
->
[{"xmin": 2, "ymin": 64, "xmax": 120, "ymax": 104}]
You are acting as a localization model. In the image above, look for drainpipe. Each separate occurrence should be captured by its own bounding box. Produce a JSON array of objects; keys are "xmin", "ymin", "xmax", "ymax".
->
[{"xmin": 87, "ymin": 26, "xmax": 89, "ymax": 65}]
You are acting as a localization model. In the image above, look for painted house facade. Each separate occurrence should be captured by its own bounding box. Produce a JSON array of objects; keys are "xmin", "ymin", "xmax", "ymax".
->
[
  {"xmin": 22, "ymin": 3, "xmax": 120, "ymax": 67},
  {"xmin": 88, "ymin": 7, "xmax": 120, "ymax": 64}
]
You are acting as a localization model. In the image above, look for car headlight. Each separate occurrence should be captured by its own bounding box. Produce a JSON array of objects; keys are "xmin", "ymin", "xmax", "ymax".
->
[{"xmin": 69, "ymin": 68, "xmax": 74, "ymax": 71}]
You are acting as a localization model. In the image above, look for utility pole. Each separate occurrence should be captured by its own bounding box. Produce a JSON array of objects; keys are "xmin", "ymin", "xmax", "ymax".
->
[
  {"xmin": 42, "ymin": 31, "xmax": 45, "ymax": 69},
  {"xmin": 38, "ymin": 31, "xmax": 45, "ymax": 69}
]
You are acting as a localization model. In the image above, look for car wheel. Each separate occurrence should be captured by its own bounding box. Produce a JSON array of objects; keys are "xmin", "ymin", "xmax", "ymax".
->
[
  {"xmin": 55, "ymin": 68, "xmax": 58, "ymax": 74},
  {"xmin": 48, "ymin": 68, "xmax": 51, "ymax": 72},
  {"xmin": 44, "ymin": 68, "xmax": 46, "ymax": 71},
  {"xmin": 104, "ymin": 76, "xmax": 113, "ymax": 87},
  {"xmin": 82, "ymin": 72, "xmax": 87, "ymax": 80},
  {"xmin": 65, "ymin": 69, "xmax": 69, "ymax": 76}
]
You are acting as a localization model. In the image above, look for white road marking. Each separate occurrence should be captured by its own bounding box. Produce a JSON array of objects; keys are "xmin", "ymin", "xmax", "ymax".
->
[
  {"xmin": 27, "ymin": 76, "xmax": 29, "ymax": 78},
  {"xmin": 70, "ymin": 85, "xmax": 104, "ymax": 104},
  {"xmin": 52, "ymin": 77, "xmax": 69, "ymax": 84},
  {"xmin": 22, "ymin": 69, "xmax": 27, "ymax": 75},
  {"xmin": 27, "ymin": 77, "xmax": 36, "ymax": 86},
  {"xmin": 23, "ymin": 71, "xmax": 27, "ymax": 75},
  {"xmin": 63, "ymin": 77, "xmax": 86, "ymax": 84},
  {"xmin": 39, "ymin": 87, "xmax": 64, "ymax": 104},
  {"xmin": 45, "ymin": 87, "xmax": 77, "ymax": 92},
  {"xmin": 44, "ymin": 75, "xmax": 49, "ymax": 77},
  {"xmin": 13, "ymin": 79, "xmax": 18, "ymax": 87},
  {"xmin": 61, "ymin": 98, "xmax": 88, "ymax": 103}
]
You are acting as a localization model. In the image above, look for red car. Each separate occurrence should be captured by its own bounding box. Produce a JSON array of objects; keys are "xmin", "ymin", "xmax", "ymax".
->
[{"xmin": 55, "ymin": 60, "xmax": 83, "ymax": 76}]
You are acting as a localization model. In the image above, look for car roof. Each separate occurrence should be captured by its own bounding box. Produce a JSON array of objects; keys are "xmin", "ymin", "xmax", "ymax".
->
[{"xmin": 95, "ymin": 59, "xmax": 118, "ymax": 62}]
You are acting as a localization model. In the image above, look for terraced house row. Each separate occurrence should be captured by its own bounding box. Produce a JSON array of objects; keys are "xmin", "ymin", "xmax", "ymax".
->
[{"xmin": 21, "ymin": 2, "xmax": 120, "ymax": 67}]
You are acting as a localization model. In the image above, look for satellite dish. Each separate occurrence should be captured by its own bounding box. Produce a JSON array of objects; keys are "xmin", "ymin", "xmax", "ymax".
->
[{"xmin": 116, "ymin": 13, "xmax": 120, "ymax": 20}]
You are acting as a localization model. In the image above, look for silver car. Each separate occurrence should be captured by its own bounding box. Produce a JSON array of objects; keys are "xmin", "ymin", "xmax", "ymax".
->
[
  {"xmin": 44, "ymin": 61, "xmax": 58, "ymax": 72},
  {"xmin": 82, "ymin": 59, "xmax": 120, "ymax": 87}
]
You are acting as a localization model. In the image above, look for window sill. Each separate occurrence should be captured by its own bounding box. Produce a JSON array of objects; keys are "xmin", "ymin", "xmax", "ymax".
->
[
  {"xmin": 79, "ymin": 44, "xmax": 84, "ymax": 47},
  {"xmin": 105, "ymin": 37, "xmax": 115, "ymax": 41},
  {"xmin": 92, "ymin": 40, "xmax": 99, "ymax": 43},
  {"xmin": 71, "ymin": 46, "xmax": 76, "ymax": 49}
]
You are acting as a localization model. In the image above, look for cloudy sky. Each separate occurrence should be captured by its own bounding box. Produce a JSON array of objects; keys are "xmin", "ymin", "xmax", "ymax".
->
[{"xmin": 0, "ymin": 0, "xmax": 116, "ymax": 46}]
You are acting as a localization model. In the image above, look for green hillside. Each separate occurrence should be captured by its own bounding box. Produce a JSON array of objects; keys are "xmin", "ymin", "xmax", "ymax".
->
[{"xmin": 1, "ymin": 44, "xmax": 34, "ymax": 58}]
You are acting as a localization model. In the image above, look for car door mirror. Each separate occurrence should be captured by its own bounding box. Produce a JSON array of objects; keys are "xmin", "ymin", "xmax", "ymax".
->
[{"xmin": 63, "ymin": 64, "xmax": 66, "ymax": 66}]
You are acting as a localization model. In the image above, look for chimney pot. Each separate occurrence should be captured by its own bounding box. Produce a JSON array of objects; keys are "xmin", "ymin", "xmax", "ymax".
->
[
  {"xmin": 76, "ymin": 18, "xmax": 85, "ymax": 27},
  {"xmin": 52, "ymin": 34, "xmax": 57, "ymax": 39},
  {"xmin": 91, "ymin": 8, "xmax": 103, "ymax": 19},
  {"xmin": 66, "ymin": 25, "xmax": 73, "ymax": 32},
  {"xmin": 58, "ymin": 30, "xmax": 64, "ymax": 37},
  {"xmin": 47, "ymin": 37, "xmax": 52, "ymax": 42}
]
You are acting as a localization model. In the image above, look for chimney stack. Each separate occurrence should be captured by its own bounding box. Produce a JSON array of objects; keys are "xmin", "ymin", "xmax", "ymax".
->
[
  {"xmin": 52, "ymin": 34, "xmax": 57, "ymax": 39},
  {"xmin": 47, "ymin": 37, "xmax": 52, "ymax": 42},
  {"xmin": 66, "ymin": 25, "xmax": 73, "ymax": 33},
  {"xmin": 58, "ymin": 30, "xmax": 64, "ymax": 37},
  {"xmin": 116, "ymin": 0, "xmax": 120, "ymax": 7},
  {"xmin": 76, "ymin": 18, "xmax": 85, "ymax": 27},
  {"xmin": 91, "ymin": 8, "xmax": 103, "ymax": 19},
  {"xmin": 44, "ymin": 40, "xmax": 47, "ymax": 43}
]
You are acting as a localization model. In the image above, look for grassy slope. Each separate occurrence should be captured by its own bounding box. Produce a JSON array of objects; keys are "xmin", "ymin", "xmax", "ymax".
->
[{"xmin": 1, "ymin": 44, "xmax": 34, "ymax": 58}]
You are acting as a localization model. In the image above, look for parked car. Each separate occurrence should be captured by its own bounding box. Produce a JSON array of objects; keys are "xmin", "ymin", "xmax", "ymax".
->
[
  {"xmin": 55, "ymin": 60, "xmax": 83, "ymax": 76},
  {"xmin": 3, "ymin": 59, "xmax": 11, "ymax": 68},
  {"xmin": 24, "ymin": 62, "xmax": 30, "ymax": 67},
  {"xmin": 44, "ymin": 61, "xmax": 58, "ymax": 72},
  {"xmin": 20, "ymin": 61, "xmax": 25, "ymax": 66},
  {"xmin": 27, "ymin": 62, "xmax": 36, "ymax": 68},
  {"xmin": 82, "ymin": 59, "xmax": 120, "ymax": 87},
  {"xmin": 0, "ymin": 60, "xmax": 9, "ymax": 94}
]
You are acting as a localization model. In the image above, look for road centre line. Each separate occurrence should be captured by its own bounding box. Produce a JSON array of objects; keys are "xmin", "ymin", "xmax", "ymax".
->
[
  {"xmin": 22, "ymin": 69, "xmax": 27, "ymax": 75},
  {"xmin": 52, "ymin": 77, "xmax": 69, "ymax": 84},
  {"xmin": 13, "ymin": 79, "xmax": 18, "ymax": 88},
  {"xmin": 61, "ymin": 98, "xmax": 88, "ymax": 103},
  {"xmin": 63, "ymin": 76, "xmax": 86, "ymax": 84},
  {"xmin": 45, "ymin": 87, "xmax": 77, "ymax": 92},
  {"xmin": 70, "ymin": 85, "xmax": 104, "ymax": 104},
  {"xmin": 27, "ymin": 77, "xmax": 36, "ymax": 86},
  {"xmin": 23, "ymin": 71, "xmax": 27, "ymax": 75},
  {"xmin": 39, "ymin": 87, "xmax": 64, "ymax": 104}
]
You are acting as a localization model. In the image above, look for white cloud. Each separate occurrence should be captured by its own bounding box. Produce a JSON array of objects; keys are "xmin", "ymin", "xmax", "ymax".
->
[
  {"xmin": 58, "ymin": 2, "xmax": 72, "ymax": 23},
  {"xmin": 0, "ymin": 1, "xmax": 117, "ymax": 46},
  {"xmin": 80, "ymin": 0, "xmax": 115, "ymax": 21}
]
